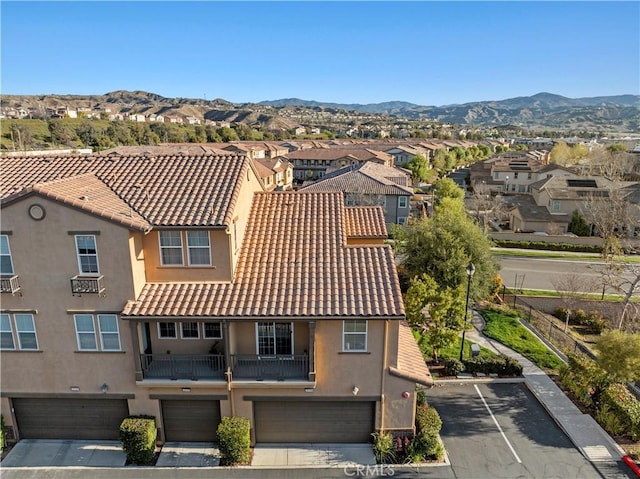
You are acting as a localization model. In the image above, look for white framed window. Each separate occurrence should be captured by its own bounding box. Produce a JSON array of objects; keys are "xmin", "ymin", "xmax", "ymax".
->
[
  {"xmin": 203, "ymin": 321, "xmax": 222, "ymax": 339},
  {"xmin": 397, "ymin": 217, "xmax": 407, "ymax": 225},
  {"xmin": 256, "ymin": 322, "xmax": 293, "ymax": 356},
  {"xmin": 181, "ymin": 322, "xmax": 200, "ymax": 339},
  {"xmin": 0, "ymin": 313, "xmax": 38, "ymax": 351},
  {"xmin": 343, "ymin": 320, "xmax": 367, "ymax": 352},
  {"xmin": 159, "ymin": 231, "xmax": 183, "ymax": 266},
  {"xmin": 74, "ymin": 314, "xmax": 98, "ymax": 350},
  {"xmin": 98, "ymin": 314, "xmax": 121, "ymax": 350},
  {"xmin": 398, "ymin": 196, "xmax": 408, "ymax": 209},
  {"xmin": 551, "ymin": 200, "xmax": 561, "ymax": 210},
  {"xmin": 158, "ymin": 322, "xmax": 177, "ymax": 339},
  {"xmin": 0, "ymin": 235, "xmax": 15, "ymax": 275},
  {"xmin": 1, "ymin": 313, "xmax": 15, "ymax": 350},
  {"xmin": 14, "ymin": 313, "xmax": 38, "ymax": 350},
  {"xmin": 187, "ymin": 231, "xmax": 211, "ymax": 266},
  {"xmin": 75, "ymin": 235, "xmax": 99, "ymax": 274}
]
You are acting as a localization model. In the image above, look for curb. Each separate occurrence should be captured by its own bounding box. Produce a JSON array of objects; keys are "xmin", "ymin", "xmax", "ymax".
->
[{"xmin": 623, "ymin": 455, "xmax": 640, "ymax": 477}]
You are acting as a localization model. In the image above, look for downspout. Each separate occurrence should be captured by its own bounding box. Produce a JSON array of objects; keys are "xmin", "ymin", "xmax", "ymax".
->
[{"xmin": 380, "ymin": 319, "xmax": 389, "ymax": 432}]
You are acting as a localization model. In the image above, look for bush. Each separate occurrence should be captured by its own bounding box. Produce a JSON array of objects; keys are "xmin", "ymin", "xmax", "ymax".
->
[
  {"xmin": 408, "ymin": 431, "xmax": 444, "ymax": 462},
  {"xmin": 416, "ymin": 388, "xmax": 428, "ymax": 408},
  {"xmin": 442, "ymin": 358, "xmax": 464, "ymax": 376},
  {"xmin": 492, "ymin": 240, "xmax": 601, "ymax": 253},
  {"xmin": 463, "ymin": 355, "xmax": 522, "ymax": 376},
  {"xmin": 119, "ymin": 416, "xmax": 157, "ymax": 465},
  {"xmin": 372, "ymin": 431, "xmax": 396, "ymax": 464},
  {"xmin": 416, "ymin": 406, "xmax": 442, "ymax": 437},
  {"xmin": 217, "ymin": 417, "xmax": 251, "ymax": 466},
  {"xmin": 601, "ymin": 383, "xmax": 640, "ymax": 441}
]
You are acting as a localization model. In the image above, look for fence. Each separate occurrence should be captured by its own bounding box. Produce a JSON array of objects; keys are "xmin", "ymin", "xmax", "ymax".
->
[{"xmin": 504, "ymin": 293, "xmax": 597, "ymax": 360}]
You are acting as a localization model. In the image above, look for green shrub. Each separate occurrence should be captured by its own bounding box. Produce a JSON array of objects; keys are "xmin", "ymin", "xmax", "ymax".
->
[
  {"xmin": 596, "ymin": 403, "xmax": 625, "ymax": 437},
  {"xmin": 416, "ymin": 388, "xmax": 427, "ymax": 407},
  {"xmin": 463, "ymin": 355, "xmax": 523, "ymax": 376},
  {"xmin": 217, "ymin": 417, "xmax": 251, "ymax": 466},
  {"xmin": 119, "ymin": 416, "xmax": 157, "ymax": 465},
  {"xmin": 601, "ymin": 383, "xmax": 640, "ymax": 441},
  {"xmin": 408, "ymin": 431, "xmax": 444, "ymax": 462},
  {"xmin": 492, "ymin": 240, "xmax": 601, "ymax": 253},
  {"xmin": 372, "ymin": 431, "xmax": 396, "ymax": 464},
  {"xmin": 416, "ymin": 406, "xmax": 442, "ymax": 437},
  {"xmin": 443, "ymin": 358, "xmax": 464, "ymax": 376}
]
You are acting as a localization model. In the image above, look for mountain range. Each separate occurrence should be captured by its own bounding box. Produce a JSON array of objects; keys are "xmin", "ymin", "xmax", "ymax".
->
[{"xmin": 2, "ymin": 91, "xmax": 639, "ymax": 132}]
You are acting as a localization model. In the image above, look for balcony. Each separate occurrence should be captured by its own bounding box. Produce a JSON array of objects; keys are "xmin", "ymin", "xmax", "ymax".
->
[
  {"xmin": 0, "ymin": 275, "xmax": 20, "ymax": 294},
  {"xmin": 71, "ymin": 275, "xmax": 105, "ymax": 296},
  {"xmin": 231, "ymin": 354, "xmax": 309, "ymax": 381},
  {"xmin": 140, "ymin": 354, "xmax": 225, "ymax": 380}
]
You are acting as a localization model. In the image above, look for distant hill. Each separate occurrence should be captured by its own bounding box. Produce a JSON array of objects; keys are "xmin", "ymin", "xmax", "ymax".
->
[{"xmin": 2, "ymin": 90, "xmax": 638, "ymax": 132}]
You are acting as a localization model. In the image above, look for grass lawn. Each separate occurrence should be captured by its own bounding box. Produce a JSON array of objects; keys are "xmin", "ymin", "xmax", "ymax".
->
[
  {"xmin": 481, "ymin": 307, "xmax": 564, "ymax": 371},
  {"xmin": 492, "ymin": 248, "xmax": 640, "ymax": 264},
  {"xmin": 503, "ymin": 288, "xmax": 634, "ymax": 302},
  {"xmin": 418, "ymin": 334, "xmax": 496, "ymax": 362}
]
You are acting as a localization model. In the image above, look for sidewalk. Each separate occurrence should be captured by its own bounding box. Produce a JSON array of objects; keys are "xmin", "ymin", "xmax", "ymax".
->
[{"xmin": 464, "ymin": 309, "xmax": 626, "ymax": 464}]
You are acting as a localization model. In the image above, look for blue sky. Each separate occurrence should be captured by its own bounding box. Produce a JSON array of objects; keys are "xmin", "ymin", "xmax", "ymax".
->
[{"xmin": 1, "ymin": 1, "xmax": 638, "ymax": 106}]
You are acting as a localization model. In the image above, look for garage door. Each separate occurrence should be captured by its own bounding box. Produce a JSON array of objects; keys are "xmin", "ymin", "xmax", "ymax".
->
[
  {"xmin": 162, "ymin": 400, "xmax": 221, "ymax": 442},
  {"xmin": 13, "ymin": 398, "xmax": 129, "ymax": 440},
  {"xmin": 254, "ymin": 401, "xmax": 375, "ymax": 443}
]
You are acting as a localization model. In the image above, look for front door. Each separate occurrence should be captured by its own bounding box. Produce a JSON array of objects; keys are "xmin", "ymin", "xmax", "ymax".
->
[{"xmin": 256, "ymin": 322, "xmax": 293, "ymax": 356}]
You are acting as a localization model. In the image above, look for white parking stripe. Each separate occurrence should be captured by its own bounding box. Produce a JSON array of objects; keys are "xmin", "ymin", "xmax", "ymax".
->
[{"xmin": 474, "ymin": 384, "xmax": 522, "ymax": 464}]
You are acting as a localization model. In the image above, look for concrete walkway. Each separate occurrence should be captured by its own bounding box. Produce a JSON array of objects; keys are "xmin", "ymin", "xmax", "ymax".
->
[
  {"xmin": 464, "ymin": 309, "xmax": 626, "ymax": 464},
  {"xmin": 251, "ymin": 443, "xmax": 376, "ymax": 467}
]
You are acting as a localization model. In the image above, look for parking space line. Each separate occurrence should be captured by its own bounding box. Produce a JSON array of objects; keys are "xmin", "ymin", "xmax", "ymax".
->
[{"xmin": 474, "ymin": 384, "xmax": 522, "ymax": 464}]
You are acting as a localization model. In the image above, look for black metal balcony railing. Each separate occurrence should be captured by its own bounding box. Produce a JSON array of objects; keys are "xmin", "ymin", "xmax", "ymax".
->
[
  {"xmin": 0, "ymin": 275, "xmax": 20, "ymax": 294},
  {"xmin": 71, "ymin": 275, "xmax": 105, "ymax": 295},
  {"xmin": 231, "ymin": 354, "xmax": 309, "ymax": 380},
  {"xmin": 140, "ymin": 354, "xmax": 225, "ymax": 380}
]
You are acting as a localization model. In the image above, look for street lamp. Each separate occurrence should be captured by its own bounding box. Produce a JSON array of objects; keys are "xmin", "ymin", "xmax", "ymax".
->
[{"xmin": 459, "ymin": 262, "xmax": 476, "ymax": 361}]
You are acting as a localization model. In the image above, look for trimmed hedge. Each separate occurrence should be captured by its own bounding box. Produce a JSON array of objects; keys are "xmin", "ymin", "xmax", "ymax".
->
[
  {"xmin": 493, "ymin": 240, "xmax": 601, "ymax": 253},
  {"xmin": 217, "ymin": 417, "xmax": 251, "ymax": 466},
  {"xmin": 463, "ymin": 355, "xmax": 523, "ymax": 376},
  {"xmin": 119, "ymin": 416, "xmax": 157, "ymax": 465},
  {"xmin": 416, "ymin": 406, "xmax": 442, "ymax": 437},
  {"xmin": 601, "ymin": 383, "xmax": 640, "ymax": 441},
  {"xmin": 442, "ymin": 358, "xmax": 464, "ymax": 376}
]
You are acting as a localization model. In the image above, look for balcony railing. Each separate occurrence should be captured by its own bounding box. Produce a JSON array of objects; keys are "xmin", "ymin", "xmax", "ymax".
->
[
  {"xmin": 231, "ymin": 354, "xmax": 309, "ymax": 380},
  {"xmin": 0, "ymin": 275, "xmax": 20, "ymax": 294},
  {"xmin": 140, "ymin": 354, "xmax": 225, "ymax": 380},
  {"xmin": 71, "ymin": 275, "xmax": 105, "ymax": 296}
]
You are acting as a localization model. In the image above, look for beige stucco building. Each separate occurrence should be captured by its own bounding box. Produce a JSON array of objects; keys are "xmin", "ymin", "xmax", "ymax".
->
[{"xmin": 0, "ymin": 150, "xmax": 430, "ymax": 445}]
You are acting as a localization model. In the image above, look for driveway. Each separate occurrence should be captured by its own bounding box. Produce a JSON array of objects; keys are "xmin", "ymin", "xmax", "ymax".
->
[{"xmin": 0, "ymin": 439, "xmax": 126, "ymax": 467}]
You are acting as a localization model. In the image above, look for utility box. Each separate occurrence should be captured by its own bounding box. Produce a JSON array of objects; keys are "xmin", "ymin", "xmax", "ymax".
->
[{"xmin": 471, "ymin": 344, "xmax": 480, "ymax": 357}]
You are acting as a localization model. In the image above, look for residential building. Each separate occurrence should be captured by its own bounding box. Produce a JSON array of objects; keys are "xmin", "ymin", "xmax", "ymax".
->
[
  {"xmin": 300, "ymin": 162, "xmax": 414, "ymax": 225},
  {"xmin": 0, "ymin": 150, "xmax": 429, "ymax": 445},
  {"xmin": 253, "ymin": 157, "xmax": 294, "ymax": 191},
  {"xmin": 287, "ymin": 148, "xmax": 394, "ymax": 183}
]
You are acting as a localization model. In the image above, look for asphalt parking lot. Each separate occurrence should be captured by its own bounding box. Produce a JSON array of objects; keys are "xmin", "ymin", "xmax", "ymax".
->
[{"xmin": 426, "ymin": 382, "xmax": 624, "ymax": 479}]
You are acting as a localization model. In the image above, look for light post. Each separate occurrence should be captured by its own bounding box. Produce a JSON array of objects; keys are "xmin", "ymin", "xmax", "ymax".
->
[
  {"xmin": 504, "ymin": 175, "xmax": 509, "ymax": 194},
  {"xmin": 459, "ymin": 262, "xmax": 476, "ymax": 361}
]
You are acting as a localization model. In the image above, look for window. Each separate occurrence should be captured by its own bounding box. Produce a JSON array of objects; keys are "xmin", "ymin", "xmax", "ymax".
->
[
  {"xmin": 398, "ymin": 196, "xmax": 408, "ymax": 209},
  {"xmin": 1, "ymin": 314, "xmax": 14, "ymax": 349},
  {"xmin": 181, "ymin": 322, "xmax": 200, "ymax": 339},
  {"xmin": 98, "ymin": 315, "xmax": 121, "ymax": 350},
  {"xmin": 158, "ymin": 322, "xmax": 177, "ymax": 339},
  {"xmin": 75, "ymin": 235, "xmax": 99, "ymax": 274},
  {"xmin": 159, "ymin": 231, "xmax": 184, "ymax": 266},
  {"xmin": 343, "ymin": 320, "xmax": 367, "ymax": 352},
  {"xmin": 514, "ymin": 172, "xmax": 519, "ymax": 179},
  {"xmin": 257, "ymin": 322, "xmax": 292, "ymax": 356},
  {"xmin": 187, "ymin": 231, "xmax": 211, "ymax": 266},
  {"xmin": 551, "ymin": 200, "xmax": 561, "ymax": 211},
  {"xmin": 397, "ymin": 217, "xmax": 407, "ymax": 225},
  {"xmin": 0, "ymin": 235, "xmax": 14, "ymax": 275},
  {"xmin": 527, "ymin": 173, "xmax": 532, "ymax": 180},
  {"xmin": 494, "ymin": 172, "xmax": 499, "ymax": 179},
  {"xmin": 0, "ymin": 314, "xmax": 31, "ymax": 351},
  {"xmin": 203, "ymin": 322, "xmax": 222, "ymax": 339}
]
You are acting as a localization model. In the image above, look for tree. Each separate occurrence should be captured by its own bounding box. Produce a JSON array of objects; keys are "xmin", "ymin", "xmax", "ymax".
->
[
  {"xmin": 47, "ymin": 119, "xmax": 76, "ymax": 146},
  {"xmin": 397, "ymin": 196, "xmax": 498, "ymax": 299},
  {"xmin": 404, "ymin": 274, "xmax": 465, "ymax": 362},
  {"xmin": 550, "ymin": 141, "xmax": 572, "ymax": 165},
  {"xmin": 594, "ymin": 330, "xmax": 640, "ymax": 382},
  {"xmin": 407, "ymin": 154, "xmax": 431, "ymax": 183},
  {"xmin": 551, "ymin": 272, "xmax": 597, "ymax": 332},
  {"xmin": 433, "ymin": 178, "xmax": 464, "ymax": 206},
  {"xmin": 568, "ymin": 210, "xmax": 591, "ymax": 236}
]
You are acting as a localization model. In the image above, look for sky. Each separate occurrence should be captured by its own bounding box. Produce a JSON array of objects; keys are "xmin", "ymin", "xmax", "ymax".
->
[{"xmin": 1, "ymin": 1, "xmax": 638, "ymax": 106}]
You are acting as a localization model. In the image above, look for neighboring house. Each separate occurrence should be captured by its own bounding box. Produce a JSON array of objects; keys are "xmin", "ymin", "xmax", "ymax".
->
[
  {"xmin": 185, "ymin": 116, "xmax": 201, "ymax": 125},
  {"xmin": 127, "ymin": 113, "xmax": 146, "ymax": 122},
  {"xmin": 384, "ymin": 145, "xmax": 428, "ymax": 167},
  {"xmin": 252, "ymin": 157, "xmax": 294, "ymax": 191},
  {"xmin": 0, "ymin": 150, "xmax": 429, "ymax": 445},
  {"xmin": 299, "ymin": 161, "xmax": 414, "ymax": 225},
  {"xmin": 287, "ymin": 148, "xmax": 394, "ymax": 182},
  {"xmin": 508, "ymin": 176, "xmax": 640, "ymax": 235}
]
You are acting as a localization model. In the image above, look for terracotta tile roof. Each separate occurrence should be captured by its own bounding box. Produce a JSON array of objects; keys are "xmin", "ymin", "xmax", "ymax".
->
[
  {"xmin": 390, "ymin": 321, "xmax": 433, "ymax": 386},
  {"xmin": 31, "ymin": 173, "xmax": 151, "ymax": 231},
  {"xmin": 122, "ymin": 191, "xmax": 405, "ymax": 319},
  {"xmin": 286, "ymin": 148, "xmax": 391, "ymax": 162},
  {"xmin": 1, "ymin": 152, "xmax": 256, "ymax": 227},
  {"xmin": 344, "ymin": 206, "xmax": 388, "ymax": 238},
  {"xmin": 300, "ymin": 162, "xmax": 414, "ymax": 196}
]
